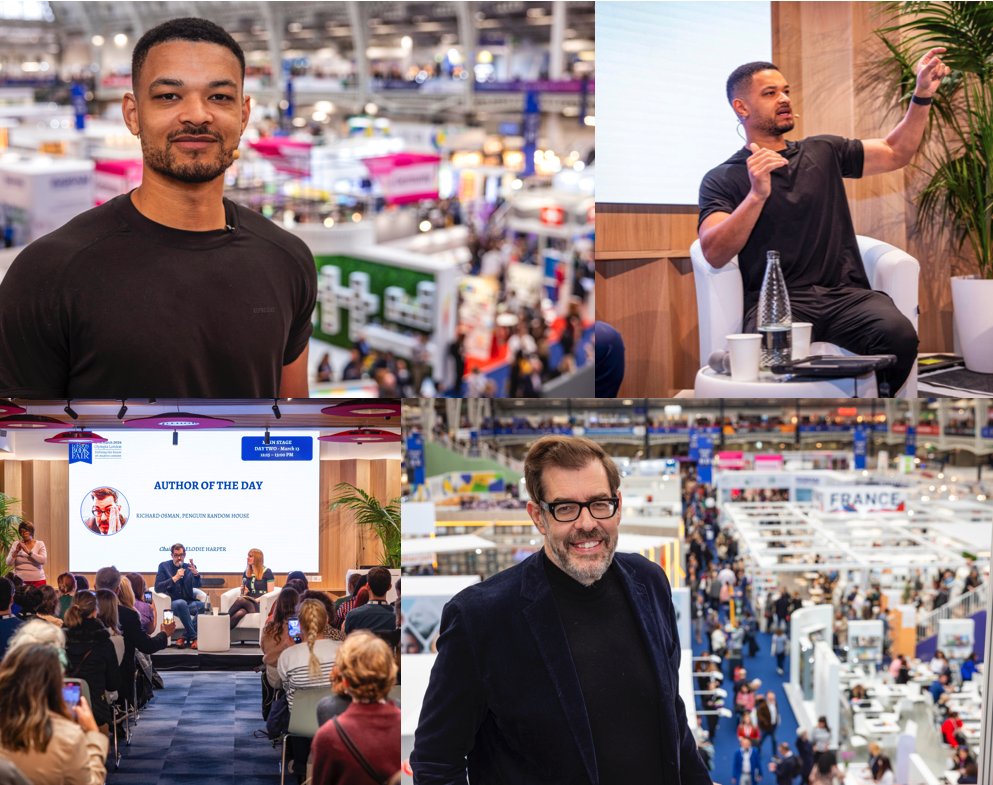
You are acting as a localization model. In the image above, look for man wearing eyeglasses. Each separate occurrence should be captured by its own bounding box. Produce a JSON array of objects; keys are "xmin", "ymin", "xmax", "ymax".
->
[
  {"xmin": 412, "ymin": 435, "xmax": 712, "ymax": 785},
  {"xmin": 83, "ymin": 487, "xmax": 128, "ymax": 535}
]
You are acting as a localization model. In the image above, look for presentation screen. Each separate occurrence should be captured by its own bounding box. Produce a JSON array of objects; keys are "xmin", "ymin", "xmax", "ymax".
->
[
  {"xmin": 597, "ymin": 1, "xmax": 773, "ymax": 205},
  {"xmin": 68, "ymin": 430, "xmax": 320, "ymax": 573}
]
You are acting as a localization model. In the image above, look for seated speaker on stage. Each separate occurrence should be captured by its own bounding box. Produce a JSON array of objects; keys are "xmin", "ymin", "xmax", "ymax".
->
[{"xmin": 154, "ymin": 543, "xmax": 203, "ymax": 650}]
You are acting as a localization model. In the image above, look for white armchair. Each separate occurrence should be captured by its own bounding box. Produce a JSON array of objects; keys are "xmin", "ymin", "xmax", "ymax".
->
[
  {"xmin": 220, "ymin": 586, "xmax": 281, "ymax": 644},
  {"xmin": 691, "ymin": 235, "xmax": 919, "ymax": 398},
  {"xmin": 151, "ymin": 588, "xmax": 210, "ymax": 641}
]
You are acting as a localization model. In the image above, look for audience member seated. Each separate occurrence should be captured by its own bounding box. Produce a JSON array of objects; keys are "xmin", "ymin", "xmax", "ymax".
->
[
  {"xmin": 63, "ymin": 591, "xmax": 120, "ymax": 731},
  {"xmin": 228, "ymin": 548, "xmax": 275, "ymax": 629},
  {"xmin": 95, "ymin": 589, "xmax": 125, "ymax": 663},
  {"xmin": 154, "ymin": 543, "xmax": 203, "ymax": 649},
  {"xmin": 959, "ymin": 652, "xmax": 977, "ymax": 682},
  {"xmin": 958, "ymin": 761, "xmax": 979, "ymax": 784},
  {"xmin": 4, "ymin": 619, "xmax": 65, "ymax": 659},
  {"xmin": 874, "ymin": 755, "xmax": 895, "ymax": 785},
  {"xmin": 73, "ymin": 575, "xmax": 89, "ymax": 593},
  {"xmin": 941, "ymin": 710, "xmax": 964, "ymax": 748},
  {"xmin": 929, "ymin": 672, "xmax": 952, "ymax": 706},
  {"xmin": 56, "ymin": 573, "xmax": 76, "ymax": 620},
  {"xmin": 35, "ymin": 587, "xmax": 63, "ymax": 628},
  {"xmin": 125, "ymin": 573, "xmax": 156, "ymax": 635},
  {"xmin": 809, "ymin": 751, "xmax": 842, "ymax": 785},
  {"xmin": 286, "ymin": 571, "xmax": 309, "ymax": 591},
  {"xmin": 277, "ymin": 599, "xmax": 341, "ymax": 783},
  {"xmin": 95, "ymin": 566, "xmax": 173, "ymax": 708},
  {"xmin": 15, "ymin": 586, "xmax": 42, "ymax": 621},
  {"xmin": 261, "ymin": 587, "xmax": 301, "ymax": 690},
  {"xmin": 344, "ymin": 568, "xmax": 396, "ymax": 635},
  {"xmin": 334, "ymin": 575, "xmax": 367, "ymax": 629},
  {"xmin": 301, "ymin": 591, "xmax": 346, "ymax": 642},
  {"xmin": 311, "ymin": 631, "xmax": 401, "ymax": 785},
  {"xmin": 0, "ymin": 577, "xmax": 23, "ymax": 659},
  {"xmin": 0, "ymin": 643, "xmax": 108, "ymax": 785}
]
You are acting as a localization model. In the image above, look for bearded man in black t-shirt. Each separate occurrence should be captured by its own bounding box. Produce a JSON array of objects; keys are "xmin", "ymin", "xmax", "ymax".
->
[
  {"xmin": 698, "ymin": 50, "xmax": 950, "ymax": 396},
  {"xmin": 0, "ymin": 18, "xmax": 315, "ymax": 398}
]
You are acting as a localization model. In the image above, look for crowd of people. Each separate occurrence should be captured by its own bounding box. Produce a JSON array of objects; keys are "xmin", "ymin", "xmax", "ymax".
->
[
  {"xmin": 0, "ymin": 533, "xmax": 402, "ymax": 785},
  {"xmin": 681, "ymin": 476, "xmax": 985, "ymax": 785}
]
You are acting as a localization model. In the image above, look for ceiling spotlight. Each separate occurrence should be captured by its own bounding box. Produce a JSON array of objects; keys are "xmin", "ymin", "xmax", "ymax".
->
[
  {"xmin": 117, "ymin": 400, "xmax": 128, "ymax": 420},
  {"xmin": 173, "ymin": 430, "xmax": 178, "ymax": 446},
  {"xmin": 64, "ymin": 401, "xmax": 78, "ymax": 420},
  {"xmin": 264, "ymin": 427, "xmax": 271, "ymax": 445},
  {"xmin": 272, "ymin": 400, "xmax": 282, "ymax": 420}
]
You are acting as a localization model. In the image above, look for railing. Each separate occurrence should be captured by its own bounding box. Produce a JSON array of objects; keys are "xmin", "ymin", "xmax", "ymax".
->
[{"xmin": 916, "ymin": 582, "xmax": 988, "ymax": 641}]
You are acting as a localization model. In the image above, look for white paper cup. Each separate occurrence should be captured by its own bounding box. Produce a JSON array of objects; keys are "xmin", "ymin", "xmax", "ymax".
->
[
  {"xmin": 212, "ymin": 607, "xmax": 219, "ymax": 616},
  {"xmin": 791, "ymin": 322, "xmax": 813, "ymax": 360},
  {"xmin": 726, "ymin": 333, "xmax": 762, "ymax": 381}
]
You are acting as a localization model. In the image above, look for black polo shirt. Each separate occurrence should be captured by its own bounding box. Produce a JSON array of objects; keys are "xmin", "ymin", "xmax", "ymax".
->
[{"xmin": 698, "ymin": 135, "xmax": 870, "ymax": 314}]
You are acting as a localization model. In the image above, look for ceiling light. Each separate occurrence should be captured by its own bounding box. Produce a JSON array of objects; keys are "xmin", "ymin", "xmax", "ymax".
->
[
  {"xmin": 64, "ymin": 401, "xmax": 78, "ymax": 420},
  {"xmin": 117, "ymin": 400, "xmax": 128, "ymax": 420},
  {"xmin": 113, "ymin": 33, "xmax": 128, "ymax": 47},
  {"xmin": 264, "ymin": 427, "xmax": 271, "ymax": 445},
  {"xmin": 318, "ymin": 428, "xmax": 400, "ymax": 444},
  {"xmin": 123, "ymin": 413, "xmax": 235, "ymax": 429},
  {"xmin": 272, "ymin": 400, "xmax": 282, "ymax": 420},
  {"xmin": 45, "ymin": 429, "xmax": 107, "ymax": 444},
  {"xmin": 0, "ymin": 414, "xmax": 69, "ymax": 429},
  {"xmin": 321, "ymin": 401, "xmax": 401, "ymax": 420}
]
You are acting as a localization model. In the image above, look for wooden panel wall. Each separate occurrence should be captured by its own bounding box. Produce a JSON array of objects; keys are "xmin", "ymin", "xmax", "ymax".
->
[
  {"xmin": 1, "ymin": 458, "xmax": 400, "ymax": 603},
  {"xmin": 595, "ymin": 1, "xmax": 970, "ymax": 394}
]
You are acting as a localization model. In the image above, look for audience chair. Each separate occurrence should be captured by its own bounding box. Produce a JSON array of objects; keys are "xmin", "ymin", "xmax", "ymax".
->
[
  {"xmin": 280, "ymin": 686, "xmax": 332, "ymax": 785},
  {"xmin": 691, "ymin": 235, "xmax": 919, "ymax": 397},
  {"xmin": 219, "ymin": 585, "xmax": 282, "ymax": 644}
]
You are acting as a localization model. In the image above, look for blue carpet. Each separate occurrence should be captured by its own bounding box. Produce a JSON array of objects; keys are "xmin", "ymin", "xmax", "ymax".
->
[
  {"xmin": 106, "ymin": 671, "xmax": 282, "ymax": 785},
  {"xmin": 692, "ymin": 629, "xmax": 800, "ymax": 785}
]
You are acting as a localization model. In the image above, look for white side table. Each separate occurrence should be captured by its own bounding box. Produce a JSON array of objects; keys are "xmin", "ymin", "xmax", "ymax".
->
[
  {"xmin": 694, "ymin": 366, "xmax": 878, "ymax": 398},
  {"xmin": 197, "ymin": 613, "xmax": 231, "ymax": 652}
]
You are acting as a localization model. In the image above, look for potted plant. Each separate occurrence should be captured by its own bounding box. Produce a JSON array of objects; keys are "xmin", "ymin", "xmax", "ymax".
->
[
  {"xmin": 875, "ymin": 2, "xmax": 993, "ymax": 372},
  {"xmin": 328, "ymin": 482, "xmax": 401, "ymax": 569},
  {"xmin": 0, "ymin": 493, "xmax": 25, "ymax": 579}
]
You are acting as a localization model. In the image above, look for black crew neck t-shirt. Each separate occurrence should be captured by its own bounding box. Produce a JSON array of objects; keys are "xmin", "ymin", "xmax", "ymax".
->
[
  {"xmin": 0, "ymin": 193, "xmax": 316, "ymax": 397},
  {"xmin": 698, "ymin": 135, "xmax": 870, "ymax": 314},
  {"xmin": 543, "ymin": 552, "xmax": 667, "ymax": 785}
]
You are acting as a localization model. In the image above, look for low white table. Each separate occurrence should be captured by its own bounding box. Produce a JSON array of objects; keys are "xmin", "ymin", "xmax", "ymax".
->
[
  {"xmin": 197, "ymin": 613, "xmax": 231, "ymax": 652},
  {"xmin": 694, "ymin": 366, "xmax": 878, "ymax": 398}
]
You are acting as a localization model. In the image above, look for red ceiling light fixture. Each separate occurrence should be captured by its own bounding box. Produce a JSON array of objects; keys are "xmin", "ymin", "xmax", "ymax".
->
[
  {"xmin": 45, "ymin": 429, "xmax": 108, "ymax": 445},
  {"xmin": 122, "ymin": 412, "xmax": 235, "ymax": 429},
  {"xmin": 0, "ymin": 400, "xmax": 26, "ymax": 416},
  {"xmin": 0, "ymin": 414, "xmax": 69, "ymax": 429},
  {"xmin": 318, "ymin": 428, "xmax": 401, "ymax": 444},
  {"xmin": 321, "ymin": 401, "xmax": 401, "ymax": 420}
]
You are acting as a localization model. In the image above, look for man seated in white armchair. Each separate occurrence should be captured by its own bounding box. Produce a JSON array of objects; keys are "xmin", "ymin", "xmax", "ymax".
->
[
  {"xmin": 154, "ymin": 543, "xmax": 202, "ymax": 649},
  {"xmin": 697, "ymin": 52, "xmax": 950, "ymax": 396}
]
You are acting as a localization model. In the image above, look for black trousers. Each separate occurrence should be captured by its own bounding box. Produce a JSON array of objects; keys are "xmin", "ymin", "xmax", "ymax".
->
[{"xmin": 745, "ymin": 285, "xmax": 918, "ymax": 397}]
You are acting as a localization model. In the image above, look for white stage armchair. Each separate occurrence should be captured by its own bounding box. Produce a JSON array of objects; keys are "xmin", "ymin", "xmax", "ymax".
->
[
  {"xmin": 151, "ymin": 588, "xmax": 210, "ymax": 640},
  {"xmin": 220, "ymin": 586, "xmax": 281, "ymax": 644},
  {"xmin": 691, "ymin": 235, "xmax": 919, "ymax": 398}
]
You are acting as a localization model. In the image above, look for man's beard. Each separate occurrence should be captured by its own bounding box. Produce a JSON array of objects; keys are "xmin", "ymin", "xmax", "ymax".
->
[
  {"xmin": 546, "ymin": 525, "xmax": 618, "ymax": 586},
  {"xmin": 757, "ymin": 115, "xmax": 795, "ymax": 136},
  {"xmin": 141, "ymin": 127, "xmax": 234, "ymax": 184}
]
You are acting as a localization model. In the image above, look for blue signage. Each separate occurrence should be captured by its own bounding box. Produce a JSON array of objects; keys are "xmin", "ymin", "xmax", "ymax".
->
[
  {"xmin": 70, "ymin": 81, "xmax": 87, "ymax": 130},
  {"xmin": 688, "ymin": 428, "xmax": 699, "ymax": 461},
  {"xmin": 407, "ymin": 432, "xmax": 425, "ymax": 486},
  {"xmin": 697, "ymin": 435, "xmax": 713, "ymax": 484},
  {"xmin": 68, "ymin": 443, "xmax": 92, "ymax": 464},
  {"xmin": 853, "ymin": 427, "xmax": 867, "ymax": 470},
  {"xmin": 905, "ymin": 425, "xmax": 917, "ymax": 457},
  {"xmin": 241, "ymin": 436, "xmax": 312, "ymax": 461},
  {"xmin": 521, "ymin": 90, "xmax": 540, "ymax": 177}
]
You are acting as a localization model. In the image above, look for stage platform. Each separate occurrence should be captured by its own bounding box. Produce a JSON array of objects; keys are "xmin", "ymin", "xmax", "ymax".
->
[{"xmin": 152, "ymin": 641, "xmax": 263, "ymax": 672}]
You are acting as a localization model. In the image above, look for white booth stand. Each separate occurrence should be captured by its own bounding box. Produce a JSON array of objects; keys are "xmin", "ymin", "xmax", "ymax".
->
[
  {"xmin": 785, "ymin": 604, "xmax": 840, "ymax": 748},
  {"xmin": 936, "ymin": 618, "xmax": 975, "ymax": 667},
  {"xmin": 847, "ymin": 620, "xmax": 885, "ymax": 668},
  {"xmin": 0, "ymin": 154, "xmax": 93, "ymax": 246}
]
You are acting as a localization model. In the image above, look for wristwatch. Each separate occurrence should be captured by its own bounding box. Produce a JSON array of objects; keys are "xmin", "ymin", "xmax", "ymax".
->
[{"xmin": 911, "ymin": 94, "xmax": 933, "ymax": 106}]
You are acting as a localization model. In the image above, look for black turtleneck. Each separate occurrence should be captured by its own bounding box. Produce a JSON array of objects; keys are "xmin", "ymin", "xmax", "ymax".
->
[{"xmin": 543, "ymin": 551, "xmax": 666, "ymax": 785}]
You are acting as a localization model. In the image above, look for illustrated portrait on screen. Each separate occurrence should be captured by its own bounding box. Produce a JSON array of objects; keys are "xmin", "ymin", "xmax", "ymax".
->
[{"xmin": 81, "ymin": 486, "xmax": 130, "ymax": 536}]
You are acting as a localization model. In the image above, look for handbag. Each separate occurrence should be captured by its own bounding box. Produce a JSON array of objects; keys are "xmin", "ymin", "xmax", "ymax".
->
[{"xmin": 332, "ymin": 717, "xmax": 389, "ymax": 785}]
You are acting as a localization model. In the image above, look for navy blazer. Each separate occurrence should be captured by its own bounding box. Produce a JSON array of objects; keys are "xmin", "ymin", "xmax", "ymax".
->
[{"xmin": 411, "ymin": 551, "xmax": 713, "ymax": 785}]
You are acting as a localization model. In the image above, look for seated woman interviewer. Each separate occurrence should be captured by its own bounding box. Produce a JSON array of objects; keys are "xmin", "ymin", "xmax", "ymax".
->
[{"xmin": 0, "ymin": 642, "xmax": 109, "ymax": 785}]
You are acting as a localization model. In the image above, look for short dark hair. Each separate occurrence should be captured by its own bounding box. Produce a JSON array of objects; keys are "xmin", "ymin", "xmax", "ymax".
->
[
  {"xmin": 17, "ymin": 521, "xmax": 34, "ymax": 537},
  {"xmin": 171, "ymin": 543, "xmax": 185, "ymax": 555},
  {"xmin": 132, "ymin": 18, "xmax": 245, "ymax": 88},
  {"xmin": 95, "ymin": 565, "xmax": 122, "ymax": 592},
  {"xmin": 91, "ymin": 487, "xmax": 118, "ymax": 503},
  {"xmin": 726, "ymin": 61, "xmax": 781, "ymax": 105},
  {"xmin": 367, "ymin": 567, "xmax": 392, "ymax": 598},
  {"xmin": 524, "ymin": 435, "xmax": 620, "ymax": 503},
  {"xmin": 74, "ymin": 574, "xmax": 90, "ymax": 592},
  {"xmin": 286, "ymin": 571, "xmax": 309, "ymax": 590}
]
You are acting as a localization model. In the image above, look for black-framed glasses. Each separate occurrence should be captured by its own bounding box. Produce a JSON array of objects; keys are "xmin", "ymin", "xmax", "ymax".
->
[{"xmin": 539, "ymin": 498, "xmax": 619, "ymax": 523}]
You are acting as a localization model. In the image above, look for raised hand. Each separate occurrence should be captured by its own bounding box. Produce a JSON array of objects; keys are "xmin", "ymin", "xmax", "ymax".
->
[
  {"xmin": 915, "ymin": 47, "xmax": 950, "ymax": 98},
  {"xmin": 747, "ymin": 143, "xmax": 788, "ymax": 200}
]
